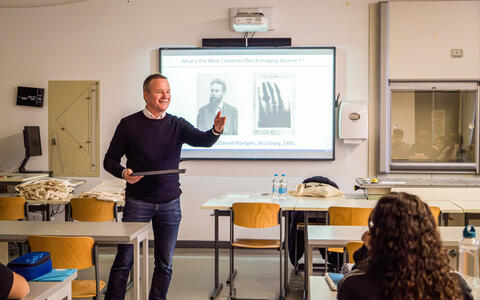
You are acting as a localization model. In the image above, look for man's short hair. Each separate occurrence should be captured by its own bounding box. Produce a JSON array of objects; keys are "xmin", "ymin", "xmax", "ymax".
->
[
  {"xmin": 143, "ymin": 73, "xmax": 168, "ymax": 92},
  {"xmin": 210, "ymin": 79, "xmax": 226, "ymax": 93}
]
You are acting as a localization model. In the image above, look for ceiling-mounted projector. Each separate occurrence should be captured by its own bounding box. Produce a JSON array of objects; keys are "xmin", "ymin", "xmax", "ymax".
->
[{"xmin": 232, "ymin": 8, "xmax": 268, "ymax": 32}]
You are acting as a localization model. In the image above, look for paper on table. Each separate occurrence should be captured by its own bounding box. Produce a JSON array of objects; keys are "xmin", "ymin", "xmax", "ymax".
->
[
  {"xmin": 32, "ymin": 268, "xmax": 77, "ymax": 282},
  {"xmin": 325, "ymin": 272, "xmax": 344, "ymax": 291},
  {"xmin": 379, "ymin": 181, "xmax": 406, "ymax": 185}
]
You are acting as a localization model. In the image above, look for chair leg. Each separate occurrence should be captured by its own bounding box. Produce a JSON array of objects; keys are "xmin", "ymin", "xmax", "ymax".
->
[
  {"xmin": 229, "ymin": 246, "xmax": 236, "ymax": 297},
  {"xmin": 336, "ymin": 253, "xmax": 340, "ymax": 272},
  {"xmin": 24, "ymin": 203, "xmax": 29, "ymax": 221},
  {"xmin": 113, "ymin": 203, "xmax": 118, "ymax": 222},
  {"xmin": 94, "ymin": 244, "xmax": 101, "ymax": 299},
  {"xmin": 227, "ymin": 247, "xmax": 237, "ymax": 284},
  {"xmin": 229, "ymin": 210, "xmax": 235, "ymax": 297},
  {"xmin": 325, "ymin": 250, "xmax": 328, "ymax": 273},
  {"xmin": 294, "ymin": 228, "xmax": 299, "ymax": 275},
  {"xmin": 279, "ymin": 211, "xmax": 284, "ymax": 300}
]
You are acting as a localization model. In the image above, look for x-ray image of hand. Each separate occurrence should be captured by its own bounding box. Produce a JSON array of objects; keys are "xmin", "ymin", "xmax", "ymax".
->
[{"xmin": 257, "ymin": 81, "xmax": 291, "ymax": 128}]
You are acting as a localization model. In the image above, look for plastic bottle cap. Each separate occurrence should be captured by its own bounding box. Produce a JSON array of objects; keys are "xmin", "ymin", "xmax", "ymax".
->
[
  {"xmin": 281, "ymin": 174, "xmax": 285, "ymax": 176},
  {"xmin": 463, "ymin": 225, "xmax": 476, "ymax": 238},
  {"xmin": 274, "ymin": 174, "xmax": 278, "ymax": 176}
]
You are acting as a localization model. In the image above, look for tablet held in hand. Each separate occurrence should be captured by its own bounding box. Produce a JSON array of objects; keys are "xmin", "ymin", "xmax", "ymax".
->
[{"xmin": 131, "ymin": 169, "xmax": 186, "ymax": 176}]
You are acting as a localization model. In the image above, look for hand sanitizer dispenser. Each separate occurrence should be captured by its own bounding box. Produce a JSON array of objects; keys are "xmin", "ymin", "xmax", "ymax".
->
[{"xmin": 339, "ymin": 101, "xmax": 368, "ymax": 144}]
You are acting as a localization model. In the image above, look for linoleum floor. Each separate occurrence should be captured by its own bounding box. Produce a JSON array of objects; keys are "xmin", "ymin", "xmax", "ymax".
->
[{"xmin": 82, "ymin": 248, "xmax": 305, "ymax": 300}]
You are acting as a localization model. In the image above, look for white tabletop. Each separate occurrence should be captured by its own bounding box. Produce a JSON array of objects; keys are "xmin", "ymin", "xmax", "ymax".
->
[
  {"xmin": 423, "ymin": 200, "xmax": 464, "ymax": 213},
  {"xmin": 0, "ymin": 221, "xmax": 150, "ymax": 243},
  {"xmin": 449, "ymin": 200, "xmax": 480, "ymax": 213},
  {"xmin": 201, "ymin": 193, "xmax": 462, "ymax": 215},
  {"xmin": 24, "ymin": 271, "xmax": 77, "ymax": 300},
  {"xmin": 0, "ymin": 173, "xmax": 49, "ymax": 183},
  {"xmin": 294, "ymin": 198, "xmax": 377, "ymax": 211},
  {"xmin": 201, "ymin": 193, "xmax": 296, "ymax": 210},
  {"xmin": 309, "ymin": 276, "xmax": 336, "ymax": 300},
  {"xmin": 308, "ymin": 225, "xmax": 464, "ymax": 248}
]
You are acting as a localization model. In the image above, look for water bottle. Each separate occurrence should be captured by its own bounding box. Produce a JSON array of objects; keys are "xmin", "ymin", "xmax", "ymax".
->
[
  {"xmin": 278, "ymin": 174, "xmax": 287, "ymax": 200},
  {"xmin": 272, "ymin": 174, "xmax": 279, "ymax": 200},
  {"xmin": 459, "ymin": 225, "xmax": 479, "ymax": 288}
]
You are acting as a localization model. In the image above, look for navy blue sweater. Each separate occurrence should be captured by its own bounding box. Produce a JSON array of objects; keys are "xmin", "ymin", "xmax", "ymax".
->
[{"xmin": 104, "ymin": 111, "xmax": 219, "ymax": 203}]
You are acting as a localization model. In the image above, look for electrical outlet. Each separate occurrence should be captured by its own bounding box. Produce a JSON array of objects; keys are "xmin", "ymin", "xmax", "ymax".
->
[
  {"xmin": 229, "ymin": 7, "xmax": 275, "ymax": 31},
  {"xmin": 451, "ymin": 49, "xmax": 463, "ymax": 58}
]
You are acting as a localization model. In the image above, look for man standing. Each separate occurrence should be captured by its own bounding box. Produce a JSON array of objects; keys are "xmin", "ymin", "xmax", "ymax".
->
[
  {"xmin": 104, "ymin": 73, "xmax": 225, "ymax": 300},
  {"xmin": 197, "ymin": 79, "xmax": 238, "ymax": 135}
]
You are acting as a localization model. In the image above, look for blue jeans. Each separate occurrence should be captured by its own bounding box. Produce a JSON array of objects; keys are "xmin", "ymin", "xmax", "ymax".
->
[{"xmin": 105, "ymin": 197, "xmax": 181, "ymax": 300}]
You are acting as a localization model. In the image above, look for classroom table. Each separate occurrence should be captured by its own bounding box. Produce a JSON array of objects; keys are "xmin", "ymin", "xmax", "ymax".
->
[
  {"xmin": 309, "ymin": 276, "xmax": 336, "ymax": 300},
  {"xmin": 306, "ymin": 225, "xmax": 465, "ymax": 299},
  {"xmin": 309, "ymin": 273, "xmax": 480, "ymax": 300},
  {"xmin": 448, "ymin": 200, "xmax": 480, "ymax": 225},
  {"xmin": 201, "ymin": 193, "xmax": 296, "ymax": 299},
  {"xmin": 299, "ymin": 199, "xmax": 461, "ymax": 300},
  {"xmin": 0, "ymin": 221, "xmax": 149, "ymax": 300},
  {"xmin": 1, "ymin": 177, "xmax": 86, "ymax": 221},
  {"xmin": 202, "ymin": 194, "xmax": 460, "ymax": 299},
  {"xmin": 294, "ymin": 197, "xmax": 374, "ymax": 300},
  {"xmin": 24, "ymin": 270, "xmax": 77, "ymax": 300}
]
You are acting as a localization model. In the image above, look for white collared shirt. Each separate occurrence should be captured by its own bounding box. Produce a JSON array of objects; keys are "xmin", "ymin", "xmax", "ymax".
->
[
  {"xmin": 216, "ymin": 101, "xmax": 224, "ymax": 113},
  {"xmin": 143, "ymin": 107, "xmax": 166, "ymax": 120}
]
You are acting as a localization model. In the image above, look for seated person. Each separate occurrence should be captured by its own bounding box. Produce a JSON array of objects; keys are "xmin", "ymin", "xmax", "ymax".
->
[
  {"xmin": 391, "ymin": 129, "xmax": 411, "ymax": 160},
  {"xmin": 432, "ymin": 136, "xmax": 446, "ymax": 158},
  {"xmin": 436, "ymin": 133, "xmax": 461, "ymax": 162},
  {"xmin": 338, "ymin": 192, "xmax": 473, "ymax": 300},
  {"xmin": 0, "ymin": 262, "xmax": 30, "ymax": 299},
  {"xmin": 410, "ymin": 129, "xmax": 432, "ymax": 159}
]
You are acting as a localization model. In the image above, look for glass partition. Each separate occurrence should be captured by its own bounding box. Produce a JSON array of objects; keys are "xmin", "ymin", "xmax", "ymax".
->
[{"xmin": 384, "ymin": 82, "xmax": 479, "ymax": 173}]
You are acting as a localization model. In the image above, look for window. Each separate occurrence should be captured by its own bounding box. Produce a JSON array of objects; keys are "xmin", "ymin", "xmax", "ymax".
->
[{"xmin": 381, "ymin": 81, "xmax": 479, "ymax": 173}]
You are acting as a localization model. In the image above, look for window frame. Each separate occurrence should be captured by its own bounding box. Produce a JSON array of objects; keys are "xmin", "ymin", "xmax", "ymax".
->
[{"xmin": 380, "ymin": 80, "xmax": 480, "ymax": 174}]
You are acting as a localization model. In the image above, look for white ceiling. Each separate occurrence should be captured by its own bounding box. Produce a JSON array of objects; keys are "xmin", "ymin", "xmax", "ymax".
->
[{"xmin": 0, "ymin": 0, "xmax": 91, "ymax": 8}]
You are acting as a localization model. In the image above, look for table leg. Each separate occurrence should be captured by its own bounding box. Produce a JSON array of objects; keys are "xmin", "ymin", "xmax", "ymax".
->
[
  {"xmin": 45, "ymin": 204, "xmax": 51, "ymax": 221},
  {"xmin": 65, "ymin": 203, "xmax": 71, "ymax": 221},
  {"xmin": 283, "ymin": 211, "xmax": 289, "ymax": 298},
  {"xmin": 133, "ymin": 237, "xmax": 141, "ymax": 300},
  {"xmin": 443, "ymin": 212, "xmax": 449, "ymax": 226},
  {"xmin": 307, "ymin": 244, "xmax": 314, "ymax": 300},
  {"xmin": 209, "ymin": 209, "xmax": 223, "ymax": 299},
  {"xmin": 142, "ymin": 235, "xmax": 149, "ymax": 300},
  {"xmin": 303, "ymin": 211, "xmax": 310, "ymax": 300}
]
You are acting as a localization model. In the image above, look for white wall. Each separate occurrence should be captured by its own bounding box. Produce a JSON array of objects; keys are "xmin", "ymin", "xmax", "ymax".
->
[
  {"xmin": 0, "ymin": 0, "xmax": 370, "ymax": 240},
  {"xmin": 389, "ymin": 1, "xmax": 480, "ymax": 79}
]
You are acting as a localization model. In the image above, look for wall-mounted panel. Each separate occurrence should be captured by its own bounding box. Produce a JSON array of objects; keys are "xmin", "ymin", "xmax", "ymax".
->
[
  {"xmin": 389, "ymin": 1, "xmax": 480, "ymax": 79},
  {"xmin": 48, "ymin": 81, "xmax": 99, "ymax": 177}
]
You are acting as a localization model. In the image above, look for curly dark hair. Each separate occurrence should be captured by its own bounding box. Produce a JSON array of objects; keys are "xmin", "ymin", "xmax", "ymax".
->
[{"xmin": 365, "ymin": 192, "xmax": 462, "ymax": 300}]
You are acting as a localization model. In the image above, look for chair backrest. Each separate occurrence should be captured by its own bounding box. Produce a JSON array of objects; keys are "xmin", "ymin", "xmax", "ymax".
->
[
  {"xmin": 346, "ymin": 241, "xmax": 364, "ymax": 263},
  {"xmin": 28, "ymin": 236, "xmax": 94, "ymax": 270},
  {"xmin": 328, "ymin": 207, "xmax": 373, "ymax": 226},
  {"xmin": 429, "ymin": 206, "xmax": 440, "ymax": 226},
  {"xmin": 70, "ymin": 197, "xmax": 115, "ymax": 222},
  {"xmin": 0, "ymin": 197, "xmax": 26, "ymax": 220},
  {"xmin": 232, "ymin": 203, "xmax": 280, "ymax": 228}
]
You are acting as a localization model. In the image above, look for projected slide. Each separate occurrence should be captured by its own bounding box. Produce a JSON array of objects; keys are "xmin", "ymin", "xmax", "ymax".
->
[{"xmin": 159, "ymin": 47, "xmax": 335, "ymax": 160}]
